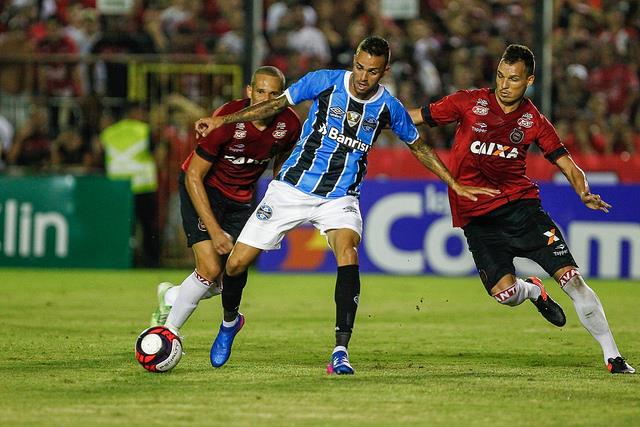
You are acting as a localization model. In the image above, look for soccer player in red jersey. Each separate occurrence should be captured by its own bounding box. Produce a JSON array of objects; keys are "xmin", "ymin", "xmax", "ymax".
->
[
  {"xmin": 410, "ymin": 44, "xmax": 634, "ymax": 374},
  {"xmin": 149, "ymin": 66, "xmax": 302, "ymax": 339}
]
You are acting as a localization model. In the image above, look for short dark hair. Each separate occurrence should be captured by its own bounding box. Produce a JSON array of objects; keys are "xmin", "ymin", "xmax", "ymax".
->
[
  {"xmin": 251, "ymin": 66, "xmax": 286, "ymax": 89},
  {"xmin": 501, "ymin": 44, "xmax": 535, "ymax": 76},
  {"xmin": 356, "ymin": 36, "xmax": 391, "ymax": 65}
]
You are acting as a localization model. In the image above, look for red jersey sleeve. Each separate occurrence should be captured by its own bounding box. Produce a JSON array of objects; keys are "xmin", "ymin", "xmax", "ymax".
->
[
  {"xmin": 423, "ymin": 90, "xmax": 471, "ymax": 126},
  {"xmin": 535, "ymin": 114, "xmax": 568, "ymax": 163}
]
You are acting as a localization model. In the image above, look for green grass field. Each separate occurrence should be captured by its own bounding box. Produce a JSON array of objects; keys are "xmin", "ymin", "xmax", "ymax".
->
[{"xmin": 1, "ymin": 269, "xmax": 639, "ymax": 426}]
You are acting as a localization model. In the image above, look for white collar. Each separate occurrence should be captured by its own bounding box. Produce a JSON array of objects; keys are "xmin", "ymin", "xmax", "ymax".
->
[{"xmin": 343, "ymin": 71, "xmax": 385, "ymax": 104}]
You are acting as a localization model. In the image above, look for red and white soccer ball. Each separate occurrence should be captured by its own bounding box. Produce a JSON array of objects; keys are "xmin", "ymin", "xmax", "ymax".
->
[{"xmin": 135, "ymin": 326, "xmax": 182, "ymax": 372}]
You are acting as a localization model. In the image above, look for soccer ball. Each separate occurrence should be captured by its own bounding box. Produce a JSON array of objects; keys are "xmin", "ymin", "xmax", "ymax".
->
[{"xmin": 135, "ymin": 326, "xmax": 182, "ymax": 372}]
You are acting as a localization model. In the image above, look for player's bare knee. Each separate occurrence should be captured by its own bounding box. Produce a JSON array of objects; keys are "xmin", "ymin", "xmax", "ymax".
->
[
  {"xmin": 225, "ymin": 255, "xmax": 248, "ymax": 277},
  {"xmin": 336, "ymin": 247, "xmax": 358, "ymax": 265},
  {"xmin": 194, "ymin": 265, "xmax": 221, "ymax": 282}
]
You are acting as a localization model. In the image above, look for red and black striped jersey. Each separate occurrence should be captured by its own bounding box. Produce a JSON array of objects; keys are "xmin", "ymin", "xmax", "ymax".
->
[{"xmin": 182, "ymin": 99, "xmax": 301, "ymax": 203}]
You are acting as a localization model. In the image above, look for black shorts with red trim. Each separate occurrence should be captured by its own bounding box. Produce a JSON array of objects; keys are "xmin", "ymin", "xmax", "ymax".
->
[
  {"xmin": 462, "ymin": 199, "xmax": 577, "ymax": 293},
  {"xmin": 179, "ymin": 172, "xmax": 254, "ymax": 247}
]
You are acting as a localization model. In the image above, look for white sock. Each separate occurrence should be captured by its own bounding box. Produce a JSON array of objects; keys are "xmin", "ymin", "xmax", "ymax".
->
[
  {"xmin": 559, "ymin": 270, "xmax": 620, "ymax": 364},
  {"xmin": 165, "ymin": 271, "xmax": 212, "ymax": 332},
  {"xmin": 165, "ymin": 278, "xmax": 221, "ymax": 306},
  {"xmin": 222, "ymin": 316, "xmax": 239, "ymax": 328},
  {"xmin": 164, "ymin": 286, "xmax": 180, "ymax": 306},
  {"xmin": 492, "ymin": 277, "xmax": 541, "ymax": 306},
  {"xmin": 333, "ymin": 345, "xmax": 347, "ymax": 354}
]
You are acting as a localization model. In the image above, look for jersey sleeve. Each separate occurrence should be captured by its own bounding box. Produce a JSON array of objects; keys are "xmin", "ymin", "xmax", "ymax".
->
[
  {"xmin": 535, "ymin": 114, "xmax": 568, "ymax": 163},
  {"xmin": 284, "ymin": 70, "xmax": 335, "ymax": 105},
  {"xmin": 389, "ymin": 100, "xmax": 420, "ymax": 144},
  {"xmin": 422, "ymin": 90, "xmax": 469, "ymax": 127}
]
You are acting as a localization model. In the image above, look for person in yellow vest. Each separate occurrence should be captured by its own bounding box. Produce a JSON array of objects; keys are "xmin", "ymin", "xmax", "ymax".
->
[{"xmin": 100, "ymin": 102, "xmax": 160, "ymax": 267}]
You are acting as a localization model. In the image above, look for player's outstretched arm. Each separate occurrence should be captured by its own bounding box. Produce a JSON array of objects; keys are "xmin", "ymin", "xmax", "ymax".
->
[
  {"xmin": 408, "ymin": 107, "xmax": 424, "ymax": 126},
  {"xmin": 555, "ymin": 155, "xmax": 612, "ymax": 212},
  {"xmin": 408, "ymin": 138, "xmax": 500, "ymax": 201},
  {"xmin": 195, "ymin": 95, "xmax": 291, "ymax": 138}
]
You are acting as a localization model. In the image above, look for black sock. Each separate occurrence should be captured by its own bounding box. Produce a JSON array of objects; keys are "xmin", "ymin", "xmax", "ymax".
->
[
  {"xmin": 221, "ymin": 270, "xmax": 248, "ymax": 322},
  {"xmin": 335, "ymin": 264, "xmax": 360, "ymax": 348}
]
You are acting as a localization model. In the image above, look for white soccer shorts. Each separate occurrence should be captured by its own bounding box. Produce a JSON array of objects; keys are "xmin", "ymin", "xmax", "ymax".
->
[{"xmin": 237, "ymin": 180, "xmax": 362, "ymax": 250}]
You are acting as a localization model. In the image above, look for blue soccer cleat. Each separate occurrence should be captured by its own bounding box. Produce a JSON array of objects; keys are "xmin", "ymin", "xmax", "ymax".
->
[
  {"xmin": 210, "ymin": 314, "xmax": 245, "ymax": 368},
  {"xmin": 327, "ymin": 348, "xmax": 354, "ymax": 375}
]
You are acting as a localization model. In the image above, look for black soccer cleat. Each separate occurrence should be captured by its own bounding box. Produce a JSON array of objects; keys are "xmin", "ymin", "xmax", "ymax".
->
[
  {"xmin": 527, "ymin": 276, "xmax": 566, "ymax": 327},
  {"xmin": 607, "ymin": 357, "xmax": 636, "ymax": 374}
]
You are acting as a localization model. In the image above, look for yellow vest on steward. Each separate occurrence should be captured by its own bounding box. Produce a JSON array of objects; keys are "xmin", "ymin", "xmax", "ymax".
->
[{"xmin": 100, "ymin": 119, "xmax": 158, "ymax": 194}]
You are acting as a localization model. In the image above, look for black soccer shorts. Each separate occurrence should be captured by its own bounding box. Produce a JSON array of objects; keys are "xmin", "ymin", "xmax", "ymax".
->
[
  {"xmin": 178, "ymin": 173, "xmax": 254, "ymax": 247},
  {"xmin": 462, "ymin": 198, "xmax": 578, "ymax": 293}
]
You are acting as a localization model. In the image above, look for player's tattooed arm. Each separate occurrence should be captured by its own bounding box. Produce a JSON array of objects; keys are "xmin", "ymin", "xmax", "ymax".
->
[
  {"xmin": 195, "ymin": 95, "xmax": 291, "ymax": 137},
  {"xmin": 408, "ymin": 138, "xmax": 500, "ymax": 201}
]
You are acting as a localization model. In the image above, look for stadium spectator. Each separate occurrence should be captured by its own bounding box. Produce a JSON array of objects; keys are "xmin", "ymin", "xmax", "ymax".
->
[
  {"xmin": 0, "ymin": 111, "xmax": 14, "ymax": 170},
  {"xmin": 160, "ymin": 0, "xmax": 193, "ymax": 37},
  {"xmin": 0, "ymin": 7, "xmax": 35, "ymax": 127},
  {"xmin": 50, "ymin": 127, "xmax": 94, "ymax": 172},
  {"xmin": 151, "ymin": 93, "xmax": 204, "ymax": 263},
  {"xmin": 284, "ymin": 3, "xmax": 331, "ymax": 66},
  {"xmin": 6, "ymin": 105, "xmax": 52, "ymax": 170},
  {"xmin": 148, "ymin": 67, "xmax": 301, "ymax": 343},
  {"xmin": 35, "ymin": 16, "xmax": 83, "ymax": 137},
  {"xmin": 88, "ymin": 14, "xmax": 156, "ymax": 100},
  {"xmin": 99, "ymin": 102, "xmax": 161, "ymax": 267},
  {"xmin": 331, "ymin": 18, "xmax": 367, "ymax": 69},
  {"xmin": 266, "ymin": 0, "xmax": 316, "ymax": 35},
  {"xmin": 195, "ymin": 36, "xmax": 497, "ymax": 374},
  {"xmin": 409, "ymin": 44, "xmax": 634, "ymax": 374},
  {"xmin": 588, "ymin": 44, "xmax": 639, "ymax": 118}
]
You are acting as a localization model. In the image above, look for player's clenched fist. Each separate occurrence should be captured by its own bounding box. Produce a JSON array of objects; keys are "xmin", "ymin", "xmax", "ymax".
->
[{"xmin": 195, "ymin": 116, "xmax": 223, "ymax": 138}]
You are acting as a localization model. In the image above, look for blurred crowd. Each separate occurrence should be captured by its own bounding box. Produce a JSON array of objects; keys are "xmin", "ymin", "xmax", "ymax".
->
[
  {"xmin": 0, "ymin": 0, "xmax": 639, "ymax": 173},
  {"xmin": 0, "ymin": 0, "xmax": 638, "ymax": 267}
]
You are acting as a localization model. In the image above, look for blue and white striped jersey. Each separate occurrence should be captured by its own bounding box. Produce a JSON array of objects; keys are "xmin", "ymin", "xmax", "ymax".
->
[{"xmin": 277, "ymin": 69, "xmax": 419, "ymax": 198}]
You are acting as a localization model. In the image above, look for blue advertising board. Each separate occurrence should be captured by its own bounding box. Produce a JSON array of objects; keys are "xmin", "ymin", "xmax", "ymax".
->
[{"xmin": 256, "ymin": 180, "xmax": 640, "ymax": 279}]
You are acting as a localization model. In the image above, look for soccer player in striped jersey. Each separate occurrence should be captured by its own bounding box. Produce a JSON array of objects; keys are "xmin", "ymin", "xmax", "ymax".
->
[
  {"xmin": 409, "ymin": 44, "xmax": 634, "ymax": 374},
  {"xmin": 196, "ymin": 36, "xmax": 499, "ymax": 374}
]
